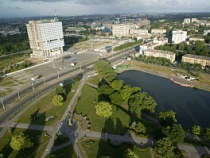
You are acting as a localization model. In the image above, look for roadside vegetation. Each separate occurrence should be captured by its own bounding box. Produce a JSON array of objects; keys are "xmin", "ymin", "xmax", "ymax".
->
[
  {"xmin": 17, "ymin": 80, "xmax": 80, "ymax": 125},
  {"xmin": 113, "ymin": 39, "xmax": 143, "ymax": 51},
  {"xmin": 0, "ymin": 33, "xmax": 30, "ymax": 56},
  {"xmin": 0, "ymin": 128, "xmax": 50, "ymax": 158}
]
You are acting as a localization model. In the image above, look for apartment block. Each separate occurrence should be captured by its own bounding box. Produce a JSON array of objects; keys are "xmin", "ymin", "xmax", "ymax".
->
[
  {"xmin": 151, "ymin": 29, "xmax": 166, "ymax": 34},
  {"xmin": 130, "ymin": 29, "xmax": 148, "ymax": 35},
  {"xmin": 182, "ymin": 54, "xmax": 210, "ymax": 67},
  {"xmin": 172, "ymin": 30, "xmax": 187, "ymax": 44},
  {"xmin": 144, "ymin": 49, "xmax": 175, "ymax": 62},
  {"xmin": 26, "ymin": 19, "xmax": 64, "ymax": 59},
  {"xmin": 112, "ymin": 24, "xmax": 130, "ymax": 38},
  {"xmin": 183, "ymin": 18, "xmax": 191, "ymax": 24}
]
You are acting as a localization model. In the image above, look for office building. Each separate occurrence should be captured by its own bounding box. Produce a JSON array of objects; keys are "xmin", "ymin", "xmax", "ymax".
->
[
  {"xmin": 182, "ymin": 54, "xmax": 210, "ymax": 67},
  {"xmin": 172, "ymin": 30, "xmax": 187, "ymax": 44},
  {"xmin": 183, "ymin": 18, "xmax": 191, "ymax": 24},
  {"xmin": 26, "ymin": 19, "xmax": 64, "ymax": 59}
]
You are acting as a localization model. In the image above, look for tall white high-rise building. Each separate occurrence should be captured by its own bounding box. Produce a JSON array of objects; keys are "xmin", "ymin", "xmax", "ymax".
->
[
  {"xmin": 172, "ymin": 30, "xmax": 187, "ymax": 44},
  {"xmin": 26, "ymin": 19, "xmax": 64, "ymax": 59}
]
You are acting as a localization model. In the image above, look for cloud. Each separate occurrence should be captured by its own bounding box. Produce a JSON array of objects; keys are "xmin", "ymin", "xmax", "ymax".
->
[{"xmin": 12, "ymin": 0, "xmax": 119, "ymax": 4}]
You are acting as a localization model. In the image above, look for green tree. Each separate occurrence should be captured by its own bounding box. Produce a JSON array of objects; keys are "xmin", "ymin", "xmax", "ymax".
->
[
  {"xmin": 192, "ymin": 125, "xmax": 202, "ymax": 135},
  {"xmin": 155, "ymin": 137, "xmax": 175, "ymax": 158},
  {"xmin": 204, "ymin": 128, "xmax": 210, "ymax": 141},
  {"xmin": 95, "ymin": 101, "xmax": 112, "ymax": 118},
  {"xmin": 121, "ymin": 85, "xmax": 140, "ymax": 104},
  {"xmin": 110, "ymin": 80, "xmax": 124, "ymax": 91},
  {"xmin": 168, "ymin": 124, "xmax": 185, "ymax": 143},
  {"xmin": 109, "ymin": 91, "xmax": 123, "ymax": 105},
  {"xmin": 134, "ymin": 122, "xmax": 146, "ymax": 134},
  {"xmin": 10, "ymin": 132, "xmax": 34, "ymax": 151},
  {"xmin": 129, "ymin": 92, "xmax": 157, "ymax": 117},
  {"xmin": 124, "ymin": 148, "xmax": 139, "ymax": 158},
  {"xmin": 158, "ymin": 110, "xmax": 177, "ymax": 127},
  {"xmin": 52, "ymin": 95, "xmax": 64, "ymax": 106},
  {"xmin": 93, "ymin": 60, "xmax": 117, "ymax": 83},
  {"xmin": 98, "ymin": 85, "xmax": 114, "ymax": 95},
  {"xmin": 55, "ymin": 86, "xmax": 66, "ymax": 98}
]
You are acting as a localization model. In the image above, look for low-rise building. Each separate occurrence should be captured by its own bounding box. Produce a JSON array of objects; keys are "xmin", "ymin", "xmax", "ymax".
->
[
  {"xmin": 144, "ymin": 49, "xmax": 176, "ymax": 62},
  {"xmin": 172, "ymin": 30, "xmax": 187, "ymax": 44},
  {"xmin": 130, "ymin": 29, "xmax": 148, "ymax": 36},
  {"xmin": 203, "ymin": 30, "xmax": 210, "ymax": 36},
  {"xmin": 138, "ymin": 18, "xmax": 150, "ymax": 27},
  {"xmin": 183, "ymin": 18, "xmax": 191, "ymax": 24},
  {"xmin": 182, "ymin": 54, "xmax": 210, "ymax": 67},
  {"xmin": 189, "ymin": 37, "xmax": 205, "ymax": 42},
  {"xmin": 151, "ymin": 29, "xmax": 166, "ymax": 34},
  {"xmin": 192, "ymin": 18, "xmax": 199, "ymax": 23}
]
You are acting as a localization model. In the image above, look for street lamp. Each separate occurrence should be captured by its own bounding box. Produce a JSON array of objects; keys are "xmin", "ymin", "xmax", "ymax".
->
[
  {"xmin": 31, "ymin": 81, "xmax": 34, "ymax": 91},
  {"xmin": 1, "ymin": 98, "xmax": 5, "ymax": 110},
  {"xmin": 57, "ymin": 71, "xmax": 60, "ymax": 79},
  {"xmin": 17, "ymin": 91, "xmax": 20, "ymax": 99}
]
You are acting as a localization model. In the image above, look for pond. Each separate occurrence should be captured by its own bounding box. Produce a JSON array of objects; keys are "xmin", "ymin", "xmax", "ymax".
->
[{"xmin": 118, "ymin": 70, "xmax": 210, "ymax": 129}]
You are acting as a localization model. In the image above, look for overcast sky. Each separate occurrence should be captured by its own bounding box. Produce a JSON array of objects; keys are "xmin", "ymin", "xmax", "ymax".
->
[{"xmin": 0, "ymin": 0, "xmax": 210, "ymax": 18}]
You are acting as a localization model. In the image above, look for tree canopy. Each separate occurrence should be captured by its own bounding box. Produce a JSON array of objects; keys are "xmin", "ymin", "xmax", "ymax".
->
[
  {"xmin": 192, "ymin": 125, "xmax": 202, "ymax": 135},
  {"xmin": 10, "ymin": 132, "xmax": 34, "ymax": 151},
  {"xmin": 121, "ymin": 85, "xmax": 140, "ymax": 104},
  {"xmin": 95, "ymin": 101, "xmax": 112, "ymax": 118},
  {"xmin": 129, "ymin": 92, "xmax": 157, "ymax": 117},
  {"xmin": 155, "ymin": 137, "xmax": 175, "ymax": 158},
  {"xmin": 110, "ymin": 79, "xmax": 124, "ymax": 91},
  {"xmin": 109, "ymin": 91, "xmax": 123, "ymax": 106},
  {"xmin": 168, "ymin": 124, "xmax": 185, "ymax": 143},
  {"xmin": 158, "ymin": 110, "xmax": 177, "ymax": 127},
  {"xmin": 124, "ymin": 148, "xmax": 139, "ymax": 158},
  {"xmin": 52, "ymin": 95, "xmax": 64, "ymax": 106},
  {"xmin": 93, "ymin": 60, "xmax": 117, "ymax": 84}
]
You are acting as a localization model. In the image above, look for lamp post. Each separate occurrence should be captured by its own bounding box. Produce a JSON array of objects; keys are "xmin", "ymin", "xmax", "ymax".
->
[
  {"xmin": 1, "ymin": 98, "xmax": 5, "ymax": 110},
  {"xmin": 31, "ymin": 81, "xmax": 34, "ymax": 91},
  {"xmin": 17, "ymin": 91, "xmax": 20, "ymax": 99},
  {"xmin": 57, "ymin": 71, "xmax": 60, "ymax": 79}
]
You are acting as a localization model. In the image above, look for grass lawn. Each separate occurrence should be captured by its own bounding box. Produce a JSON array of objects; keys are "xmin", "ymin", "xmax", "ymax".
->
[
  {"xmin": 47, "ymin": 145, "xmax": 77, "ymax": 158},
  {"xmin": 17, "ymin": 81, "xmax": 80, "ymax": 125},
  {"xmin": 75, "ymin": 84, "xmax": 155, "ymax": 135},
  {"xmin": 80, "ymin": 138, "xmax": 151, "ymax": 158},
  {"xmin": 87, "ymin": 75, "xmax": 101, "ymax": 86},
  {"xmin": 0, "ymin": 128, "xmax": 50, "ymax": 158}
]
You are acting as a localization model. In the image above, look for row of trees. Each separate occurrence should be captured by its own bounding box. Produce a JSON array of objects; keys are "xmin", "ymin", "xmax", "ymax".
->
[
  {"xmin": 155, "ymin": 109, "xmax": 210, "ymax": 157},
  {"xmin": 0, "ymin": 33, "xmax": 30, "ymax": 55},
  {"xmin": 94, "ymin": 60, "xmax": 157, "ymax": 119},
  {"xmin": 136, "ymin": 55, "xmax": 171, "ymax": 67},
  {"xmin": 5, "ymin": 60, "xmax": 33, "ymax": 74},
  {"xmin": 113, "ymin": 39, "xmax": 143, "ymax": 51},
  {"xmin": 177, "ymin": 62, "xmax": 210, "ymax": 74},
  {"xmin": 156, "ymin": 41, "xmax": 210, "ymax": 60}
]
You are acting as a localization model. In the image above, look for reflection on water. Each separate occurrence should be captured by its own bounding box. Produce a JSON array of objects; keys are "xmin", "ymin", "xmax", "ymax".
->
[{"xmin": 118, "ymin": 70, "xmax": 210, "ymax": 129}]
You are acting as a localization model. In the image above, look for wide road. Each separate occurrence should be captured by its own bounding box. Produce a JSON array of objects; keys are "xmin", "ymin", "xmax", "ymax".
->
[{"xmin": 0, "ymin": 47, "xmax": 137, "ymax": 125}]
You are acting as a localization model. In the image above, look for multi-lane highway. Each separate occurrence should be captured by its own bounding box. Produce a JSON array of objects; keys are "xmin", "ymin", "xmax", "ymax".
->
[{"xmin": 0, "ymin": 47, "xmax": 137, "ymax": 125}]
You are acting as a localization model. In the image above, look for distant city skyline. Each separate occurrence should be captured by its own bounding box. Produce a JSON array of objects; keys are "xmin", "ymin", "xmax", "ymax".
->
[{"xmin": 0, "ymin": 0, "xmax": 210, "ymax": 18}]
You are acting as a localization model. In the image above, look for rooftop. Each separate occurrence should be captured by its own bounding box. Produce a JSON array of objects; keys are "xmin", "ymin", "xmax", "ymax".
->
[
  {"xmin": 183, "ymin": 54, "xmax": 210, "ymax": 60},
  {"xmin": 145, "ymin": 49, "xmax": 175, "ymax": 55}
]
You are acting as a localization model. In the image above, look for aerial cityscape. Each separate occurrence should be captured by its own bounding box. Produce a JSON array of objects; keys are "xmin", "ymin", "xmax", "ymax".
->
[{"xmin": 0, "ymin": 0, "xmax": 210, "ymax": 157}]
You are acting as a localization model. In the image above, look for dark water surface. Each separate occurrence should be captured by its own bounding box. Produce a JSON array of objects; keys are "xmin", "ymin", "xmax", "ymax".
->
[{"xmin": 118, "ymin": 70, "xmax": 210, "ymax": 129}]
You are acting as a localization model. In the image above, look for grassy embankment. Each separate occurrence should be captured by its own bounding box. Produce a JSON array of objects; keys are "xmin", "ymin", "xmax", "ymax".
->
[
  {"xmin": 74, "ymin": 84, "xmax": 156, "ymax": 135},
  {"xmin": 17, "ymin": 81, "xmax": 80, "ymax": 125}
]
